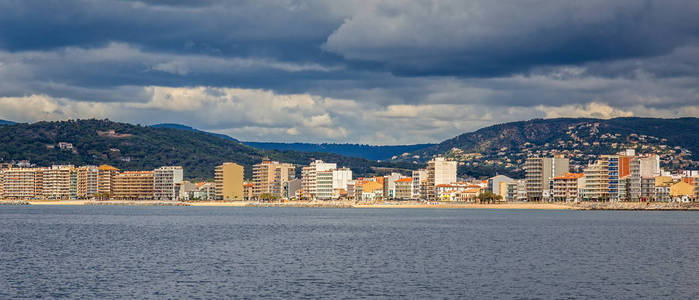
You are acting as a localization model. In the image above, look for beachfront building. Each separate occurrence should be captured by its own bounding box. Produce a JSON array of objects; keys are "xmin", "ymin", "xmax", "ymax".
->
[
  {"xmin": 670, "ymin": 181, "xmax": 694, "ymax": 202},
  {"xmin": 301, "ymin": 160, "xmax": 336, "ymax": 200},
  {"xmin": 552, "ymin": 173, "xmax": 585, "ymax": 202},
  {"xmin": 316, "ymin": 170, "xmax": 334, "ymax": 200},
  {"xmin": 394, "ymin": 177, "xmax": 413, "ymax": 200},
  {"xmin": 215, "ymin": 162, "xmax": 244, "ymax": 201},
  {"xmin": 77, "ymin": 165, "xmax": 98, "ymax": 199},
  {"xmin": 583, "ymin": 159, "xmax": 609, "ymax": 201},
  {"xmin": 112, "ymin": 171, "xmax": 154, "ymax": 200},
  {"xmin": 524, "ymin": 155, "xmax": 569, "ymax": 201},
  {"xmin": 42, "ymin": 165, "xmax": 73, "ymax": 200},
  {"xmin": 253, "ymin": 160, "xmax": 295, "ymax": 200},
  {"xmin": 426, "ymin": 157, "xmax": 458, "ymax": 201},
  {"xmin": 332, "ymin": 168, "xmax": 353, "ymax": 195},
  {"xmin": 285, "ymin": 178, "xmax": 302, "ymax": 200},
  {"xmin": 97, "ymin": 165, "xmax": 119, "ymax": 196},
  {"xmin": 243, "ymin": 183, "xmax": 254, "ymax": 201},
  {"xmin": 488, "ymin": 175, "xmax": 513, "ymax": 199},
  {"xmin": 153, "ymin": 166, "xmax": 184, "ymax": 201},
  {"xmin": 355, "ymin": 180, "xmax": 383, "ymax": 201},
  {"xmin": 411, "ymin": 169, "xmax": 427, "ymax": 199},
  {"xmin": 2, "ymin": 168, "xmax": 40, "ymax": 199},
  {"xmin": 175, "ymin": 181, "xmax": 198, "ymax": 200},
  {"xmin": 383, "ymin": 172, "xmax": 406, "ymax": 199}
]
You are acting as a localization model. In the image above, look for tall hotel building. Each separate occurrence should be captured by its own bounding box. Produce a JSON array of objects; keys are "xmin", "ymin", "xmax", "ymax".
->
[
  {"xmin": 426, "ymin": 157, "xmax": 457, "ymax": 201},
  {"xmin": 97, "ymin": 165, "xmax": 119, "ymax": 196},
  {"xmin": 252, "ymin": 161, "xmax": 295, "ymax": 199},
  {"xmin": 154, "ymin": 166, "xmax": 184, "ymax": 200},
  {"xmin": 524, "ymin": 155, "xmax": 569, "ymax": 201},
  {"xmin": 215, "ymin": 162, "xmax": 244, "ymax": 201},
  {"xmin": 77, "ymin": 165, "xmax": 99, "ymax": 198}
]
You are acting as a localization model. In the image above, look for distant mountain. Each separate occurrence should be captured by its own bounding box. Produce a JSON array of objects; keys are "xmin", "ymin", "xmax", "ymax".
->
[
  {"xmin": 244, "ymin": 142, "xmax": 435, "ymax": 161},
  {"xmin": 401, "ymin": 117, "xmax": 699, "ymax": 178},
  {"xmin": 0, "ymin": 119, "xmax": 419, "ymax": 180},
  {"xmin": 150, "ymin": 123, "xmax": 239, "ymax": 142},
  {"xmin": 0, "ymin": 119, "xmax": 16, "ymax": 125},
  {"xmin": 151, "ymin": 123, "xmax": 434, "ymax": 160}
]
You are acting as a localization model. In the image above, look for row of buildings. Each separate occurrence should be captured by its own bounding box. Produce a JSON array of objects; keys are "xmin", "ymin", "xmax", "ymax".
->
[
  {"xmin": 2, "ymin": 150, "xmax": 696, "ymax": 202},
  {"xmin": 517, "ymin": 149, "xmax": 698, "ymax": 202}
]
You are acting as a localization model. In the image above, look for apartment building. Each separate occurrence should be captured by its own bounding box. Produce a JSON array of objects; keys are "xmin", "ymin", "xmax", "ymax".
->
[
  {"xmin": 112, "ymin": 171, "xmax": 154, "ymax": 200},
  {"xmin": 42, "ymin": 165, "xmax": 74, "ymax": 200},
  {"xmin": 426, "ymin": 157, "xmax": 457, "ymax": 201},
  {"xmin": 2, "ymin": 168, "xmax": 40, "ymax": 199},
  {"xmin": 394, "ymin": 177, "xmax": 413, "ymax": 200},
  {"xmin": 252, "ymin": 161, "xmax": 295, "ymax": 199},
  {"xmin": 76, "ymin": 165, "xmax": 98, "ymax": 199},
  {"xmin": 301, "ymin": 160, "xmax": 336, "ymax": 200},
  {"xmin": 552, "ymin": 173, "xmax": 585, "ymax": 202},
  {"xmin": 583, "ymin": 159, "xmax": 609, "ymax": 201},
  {"xmin": 153, "ymin": 166, "xmax": 184, "ymax": 200},
  {"xmin": 525, "ymin": 155, "xmax": 569, "ymax": 201},
  {"xmin": 97, "ymin": 165, "xmax": 119, "ymax": 196},
  {"xmin": 411, "ymin": 169, "xmax": 427, "ymax": 199},
  {"xmin": 215, "ymin": 162, "xmax": 244, "ymax": 201},
  {"xmin": 488, "ymin": 175, "xmax": 513, "ymax": 199}
]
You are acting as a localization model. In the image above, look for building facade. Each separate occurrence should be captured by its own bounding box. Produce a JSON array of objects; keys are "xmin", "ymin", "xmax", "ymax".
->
[
  {"xmin": 153, "ymin": 166, "xmax": 184, "ymax": 201},
  {"xmin": 215, "ymin": 162, "xmax": 244, "ymax": 201}
]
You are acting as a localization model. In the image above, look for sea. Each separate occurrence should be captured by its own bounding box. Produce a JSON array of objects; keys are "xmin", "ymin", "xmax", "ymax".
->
[{"xmin": 0, "ymin": 206, "xmax": 697, "ymax": 299}]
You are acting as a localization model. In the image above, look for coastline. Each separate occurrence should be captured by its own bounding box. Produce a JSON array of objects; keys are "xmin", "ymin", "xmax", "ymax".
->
[{"xmin": 2, "ymin": 199, "xmax": 697, "ymax": 210}]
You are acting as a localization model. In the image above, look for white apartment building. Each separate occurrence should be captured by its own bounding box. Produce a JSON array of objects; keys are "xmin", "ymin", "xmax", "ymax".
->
[
  {"xmin": 301, "ymin": 160, "xmax": 336, "ymax": 200},
  {"xmin": 153, "ymin": 166, "xmax": 184, "ymax": 200},
  {"xmin": 411, "ymin": 169, "xmax": 427, "ymax": 199},
  {"xmin": 426, "ymin": 157, "xmax": 457, "ymax": 200},
  {"xmin": 332, "ymin": 168, "xmax": 352, "ymax": 191}
]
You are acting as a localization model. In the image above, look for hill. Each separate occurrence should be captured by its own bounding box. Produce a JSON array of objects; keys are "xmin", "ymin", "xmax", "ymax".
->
[
  {"xmin": 152, "ymin": 123, "xmax": 434, "ymax": 161},
  {"xmin": 243, "ymin": 142, "xmax": 435, "ymax": 161},
  {"xmin": 0, "ymin": 119, "xmax": 16, "ymax": 125},
  {"xmin": 398, "ymin": 117, "xmax": 699, "ymax": 178},
  {"xmin": 150, "ymin": 123, "xmax": 239, "ymax": 142},
  {"xmin": 0, "ymin": 119, "xmax": 419, "ymax": 180}
]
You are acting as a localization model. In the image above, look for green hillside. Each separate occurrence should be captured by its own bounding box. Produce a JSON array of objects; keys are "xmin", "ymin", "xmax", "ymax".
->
[
  {"xmin": 401, "ymin": 117, "xmax": 699, "ymax": 178},
  {"xmin": 0, "ymin": 119, "xmax": 419, "ymax": 180}
]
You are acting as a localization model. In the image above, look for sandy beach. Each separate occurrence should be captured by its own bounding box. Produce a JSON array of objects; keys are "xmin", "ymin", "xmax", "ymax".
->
[{"xmin": 2, "ymin": 199, "xmax": 695, "ymax": 210}]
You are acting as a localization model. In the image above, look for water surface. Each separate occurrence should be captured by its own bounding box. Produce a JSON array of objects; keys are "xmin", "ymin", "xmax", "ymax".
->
[{"xmin": 0, "ymin": 206, "xmax": 697, "ymax": 298}]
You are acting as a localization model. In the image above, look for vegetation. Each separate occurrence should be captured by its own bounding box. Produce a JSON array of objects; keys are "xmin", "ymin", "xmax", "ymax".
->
[
  {"xmin": 0, "ymin": 119, "xmax": 421, "ymax": 180},
  {"xmin": 477, "ymin": 191, "xmax": 502, "ymax": 204},
  {"xmin": 400, "ymin": 117, "xmax": 699, "ymax": 178}
]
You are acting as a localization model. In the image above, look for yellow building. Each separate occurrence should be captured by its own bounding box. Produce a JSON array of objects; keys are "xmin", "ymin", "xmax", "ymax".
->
[
  {"xmin": 97, "ymin": 165, "xmax": 119, "ymax": 196},
  {"xmin": 670, "ymin": 181, "xmax": 694, "ymax": 201},
  {"xmin": 112, "ymin": 171, "xmax": 154, "ymax": 200},
  {"xmin": 215, "ymin": 162, "xmax": 244, "ymax": 201}
]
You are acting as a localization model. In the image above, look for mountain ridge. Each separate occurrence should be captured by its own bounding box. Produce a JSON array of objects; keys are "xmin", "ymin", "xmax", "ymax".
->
[
  {"xmin": 0, "ymin": 119, "xmax": 419, "ymax": 180},
  {"xmin": 399, "ymin": 117, "xmax": 698, "ymax": 178}
]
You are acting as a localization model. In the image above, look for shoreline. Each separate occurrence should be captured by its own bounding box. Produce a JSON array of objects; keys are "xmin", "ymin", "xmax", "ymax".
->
[{"xmin": 1, "ymin": 200, "xmax": 697, "ymax": 210}]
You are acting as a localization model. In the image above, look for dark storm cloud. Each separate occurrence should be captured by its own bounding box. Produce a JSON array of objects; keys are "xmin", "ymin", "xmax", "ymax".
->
[{"xmin": 0, "ymin": 0, "xmax": 697, "ymax": 144}]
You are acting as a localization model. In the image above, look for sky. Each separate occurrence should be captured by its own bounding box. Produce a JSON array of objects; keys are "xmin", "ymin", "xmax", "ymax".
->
[{"xmin": 0, "ymin": 0, "xmax": 698, "ymax": 144}]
